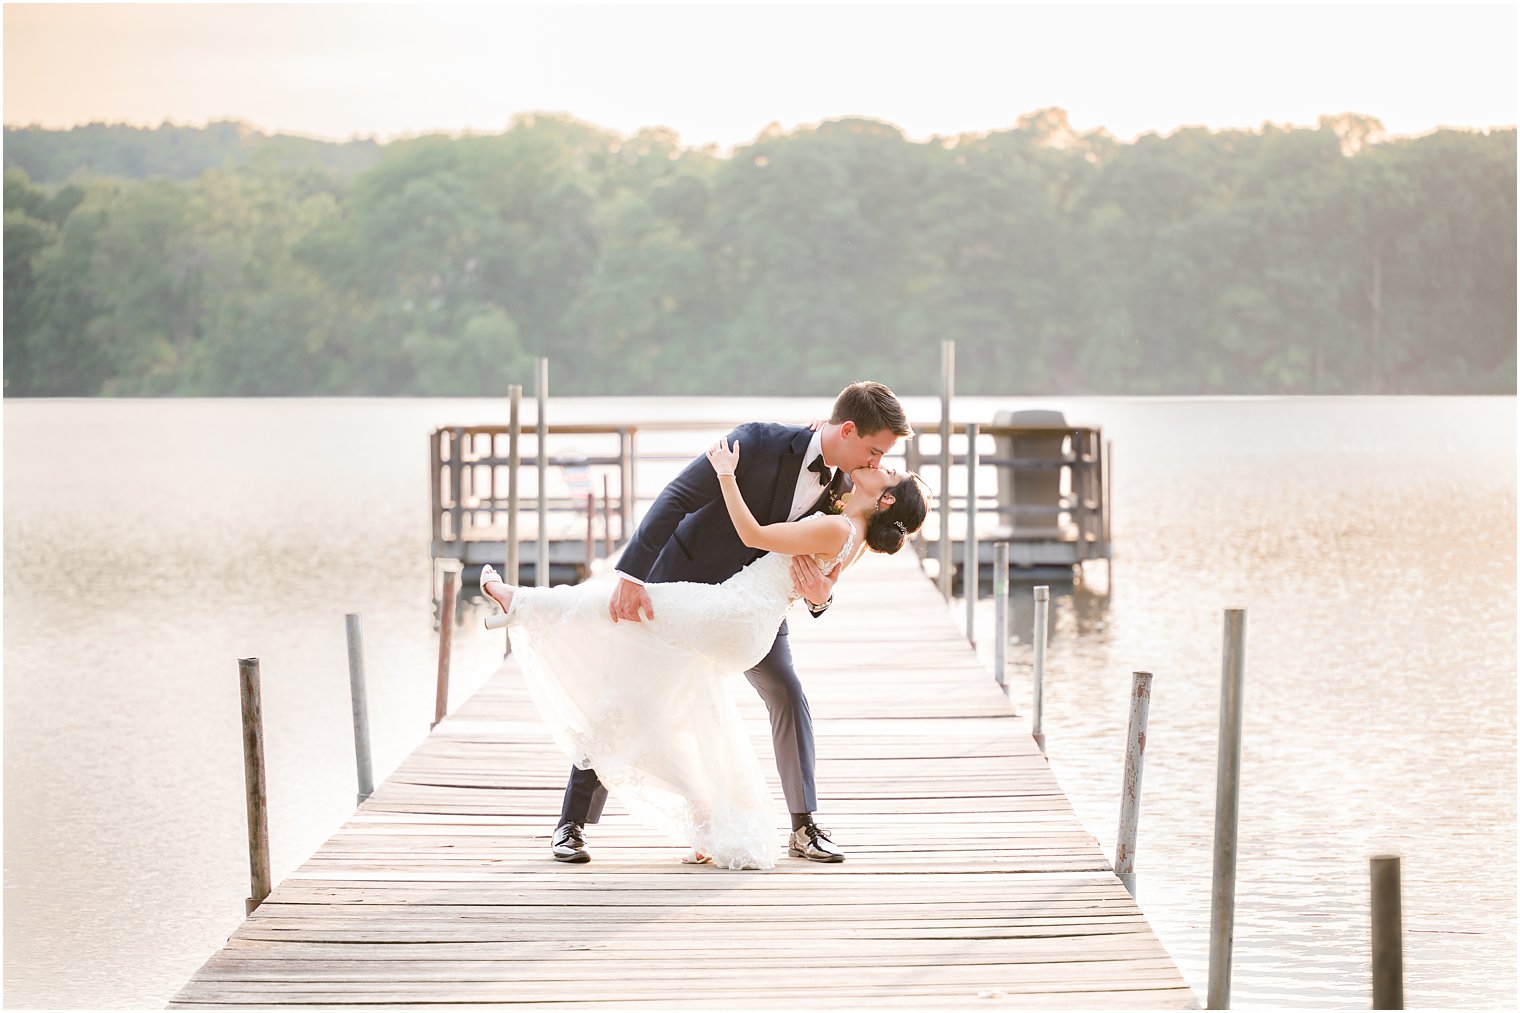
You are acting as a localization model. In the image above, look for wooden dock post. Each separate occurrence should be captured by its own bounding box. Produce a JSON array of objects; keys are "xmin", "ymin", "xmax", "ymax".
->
[
  {"xmin": 535, "ymin": 359, "xmax": 549, "ymax": 587},
  {"xmin": 937, "ymin": 339, "xmax": 954, "ymax": 602},
  {"xmin": 993, "ymin": 542, "xmax": 1008, "ymax": 695},
  {"xmin": 964, "ymin": 422, "xmax": 979, "ymax": 646},
  {"xmin": 1115, "ymin": 670, "xmax": 1152, "ymax": 896},
  {"xmin": 236, "ymin": 657, "xmax": 271, "ymax": 915},
  {"xmin": 1032, "ymin": 585, "xmax": 1049, "ymax": 753},
  {"xmin": 506, "ymin": 385, "xmax": 521, "ymax": 585},
  {"xmin": 343, "ymin": 615, "xmax": 375, "ymax": 804},
  {"xmin": 1208, "ymin": 608, "xmax": 1248, "ymax": 1009},
  {"xmin": 432, "ymin": 571, "xmax": 456, "ymax": 730},
  {"xmin": 1371, "ymin": 854, "xmax": 1405, "ymax": 1009}
]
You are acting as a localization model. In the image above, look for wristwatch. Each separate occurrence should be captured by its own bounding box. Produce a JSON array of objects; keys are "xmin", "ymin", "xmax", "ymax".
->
[{"xmin": 806, "ymin": 596, "xmax": 832, "ymax": 615}]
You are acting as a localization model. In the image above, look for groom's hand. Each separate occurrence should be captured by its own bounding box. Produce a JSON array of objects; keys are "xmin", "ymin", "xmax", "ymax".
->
[
  {"xmin": 791, "ymin": 555, "xmax": 836, "ymax": 607},
  {"xmin": 610, "ymin": 577, "xmax": 655, "ymax": 623}
]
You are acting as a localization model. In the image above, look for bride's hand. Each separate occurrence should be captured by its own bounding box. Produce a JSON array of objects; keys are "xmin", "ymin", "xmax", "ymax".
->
[
  {"xmin": 706, "ymin": 437, "xmax": 739, "ymax": 477},
  {"xmin": 791, "ymin": 554, "xmax": 836, "ymax": 607}
]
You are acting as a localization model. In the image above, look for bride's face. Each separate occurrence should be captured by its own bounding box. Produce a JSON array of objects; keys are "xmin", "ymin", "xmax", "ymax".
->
[{"xmin": 848, "ymin": 465, "xmax": 898, "ymax": 499}]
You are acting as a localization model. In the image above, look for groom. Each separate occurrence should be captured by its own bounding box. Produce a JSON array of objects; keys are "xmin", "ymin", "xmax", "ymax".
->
[{"xmin": 550, "ymin": 380, "xmax": 913, "ymax": 864}]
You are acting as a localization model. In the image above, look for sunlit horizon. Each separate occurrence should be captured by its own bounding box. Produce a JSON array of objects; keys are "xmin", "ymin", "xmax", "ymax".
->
[{"xmin": 4, "ymin": 3, "xmax": 1515, "ymax": 152}]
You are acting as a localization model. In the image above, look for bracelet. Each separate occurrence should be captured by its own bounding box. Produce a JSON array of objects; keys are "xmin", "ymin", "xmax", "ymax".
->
[{"xmin": 807, "ymin": 596, "xmax": 832, "ymax": 614}]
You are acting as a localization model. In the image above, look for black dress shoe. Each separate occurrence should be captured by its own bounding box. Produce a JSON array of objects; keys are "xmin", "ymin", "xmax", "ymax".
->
[
  {"xmin": 788, "ymin": 822, "xmax": 845, "ymax": 862},
  {"xmin": 551, "ymin": 822, "xmax": 590, "ymax": 863}
]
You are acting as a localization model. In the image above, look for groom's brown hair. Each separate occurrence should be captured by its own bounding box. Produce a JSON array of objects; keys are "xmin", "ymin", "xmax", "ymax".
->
[{"xmin": 831, "ymin": 381, "xmax": 913, "ymax": 438}]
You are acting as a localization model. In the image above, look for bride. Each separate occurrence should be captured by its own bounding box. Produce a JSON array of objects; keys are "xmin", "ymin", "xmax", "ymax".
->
[{"xmin": 479, "ymin": 435, "xmax": 928, "ymax": 869}]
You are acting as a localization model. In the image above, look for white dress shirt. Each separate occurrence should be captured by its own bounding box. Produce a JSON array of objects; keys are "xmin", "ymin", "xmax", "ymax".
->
[
  {"xmin": 618, "ymin": 429, "xmax": 832, "ymax": 587},
  {"xmin": 788, "ymin": 428, "xmax": 833, "ymax": 521}
]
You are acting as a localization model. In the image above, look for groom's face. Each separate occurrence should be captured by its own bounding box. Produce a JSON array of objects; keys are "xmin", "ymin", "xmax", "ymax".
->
[{"xmin": 836, "ymin": 422, "xmax": 899, "ymax": 473}]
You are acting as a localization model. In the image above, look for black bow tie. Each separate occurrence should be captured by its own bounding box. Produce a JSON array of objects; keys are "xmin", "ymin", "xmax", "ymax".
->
[{"xmin": 808, "ymin": 454, "xmax": 833, "ymax": 485}]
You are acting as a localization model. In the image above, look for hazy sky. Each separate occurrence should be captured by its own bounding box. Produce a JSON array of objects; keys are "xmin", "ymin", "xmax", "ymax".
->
[{"xmin": 4, "ymin": 2, "xmax": 1515, "ymax": 149}]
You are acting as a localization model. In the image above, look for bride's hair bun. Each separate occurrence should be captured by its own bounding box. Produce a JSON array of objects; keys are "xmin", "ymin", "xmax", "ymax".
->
[
  {"xmin": 864, "ymin": 477, "xmax": 928, "ymax": 555},
  {"xmin": 866, "ymin": 514, "xmax": 907, "ymax": 554}
]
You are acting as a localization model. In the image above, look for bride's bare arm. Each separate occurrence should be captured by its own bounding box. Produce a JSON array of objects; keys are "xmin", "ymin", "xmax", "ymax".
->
[{"xmin": 707, "ymin": 438, "xmax": 849, "ymax": 558}]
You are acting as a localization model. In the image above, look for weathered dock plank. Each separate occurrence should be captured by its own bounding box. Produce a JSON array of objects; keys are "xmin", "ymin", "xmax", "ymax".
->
[{"xmin": 172, "ymin": 550, "xmax": 1196, "ymax": 1008}]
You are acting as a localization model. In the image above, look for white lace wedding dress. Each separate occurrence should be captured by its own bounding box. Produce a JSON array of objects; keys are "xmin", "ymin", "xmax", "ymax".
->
[{"xmin": 501, "ymin": 530, "xmax": 854, "ymax": 870}]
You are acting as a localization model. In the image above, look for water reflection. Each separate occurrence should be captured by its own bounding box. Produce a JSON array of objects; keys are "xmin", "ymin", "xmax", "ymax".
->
[{"xmin": 970, "ymin": 563, "xmax": 1112, "ymax": 646}]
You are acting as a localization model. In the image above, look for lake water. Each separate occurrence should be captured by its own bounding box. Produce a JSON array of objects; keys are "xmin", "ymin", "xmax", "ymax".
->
[{"xmin": 3, "ymin": 396, "xmax": 1514, "ymax": 1008}]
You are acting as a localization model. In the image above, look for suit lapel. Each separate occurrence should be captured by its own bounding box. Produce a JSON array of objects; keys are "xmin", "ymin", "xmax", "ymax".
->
[{"xmin": 768, "ymin": 428, "xmax": 814, "ymax": 524}]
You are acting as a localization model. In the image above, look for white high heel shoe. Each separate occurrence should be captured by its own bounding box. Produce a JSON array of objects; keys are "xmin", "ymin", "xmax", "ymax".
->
[{"xmin": 479, "ymin": 565, "xmax": 516, "ymax": 629}]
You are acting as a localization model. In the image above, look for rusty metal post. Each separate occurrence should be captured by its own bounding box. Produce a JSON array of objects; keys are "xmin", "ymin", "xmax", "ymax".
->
[
  {"xmin": 1032, "ymin": 585, "xmax": 1049, "ymax": 753},
  {"xmin": 535, "ymin": 358, "xmax": 549, "ymax": 587},
  {"xmin": 1115, "ymin": 671, "xmax": 1153, "ymax": 896},
  {"xmin": 1208, "ymin": 608, "xmax": 1248, "ymax": 1009},
  {"xmin": 1371, "ymin": 854, "xmax": 1405, "ymax": 1009},
  {"xmin": 937, "ymin": 340, "xmax": 954, "ymax": 601},
  {"xmin": 964, "ymin": 422, "xmax": 979, "ymax": 646},
  {"xmin": 993, "ymin": 542, "xmax": 1008, "ymax": 695},
  {"xmin": 343, "ymin": 614, "xmax": 374, "ymax": 805},
  {"xmin": 432, "ymin": 571, "xmax": 456, "ymax": 729},
  {"xmin": 237, "ymin": 657, "xmax": 272, "ymax": 914},
  {"xmin": 507, "ymin": 384, "xmax": 521, "ymax": 585}
]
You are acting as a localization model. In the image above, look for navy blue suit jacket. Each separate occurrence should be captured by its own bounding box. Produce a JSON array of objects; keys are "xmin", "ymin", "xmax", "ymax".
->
[{"xmin": 618, "ymin": 422, "xmax": 846, "ymax": 597}]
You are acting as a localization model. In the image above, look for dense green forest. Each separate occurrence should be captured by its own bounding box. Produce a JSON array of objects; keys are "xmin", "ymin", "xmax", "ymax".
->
[
  {"xmin": 4, "ymin": 121, "xmax": 381, "ymax": 182},
  {"xmin": 4, "ymin": 111, "xmax": 1514, "ymax": 397}
]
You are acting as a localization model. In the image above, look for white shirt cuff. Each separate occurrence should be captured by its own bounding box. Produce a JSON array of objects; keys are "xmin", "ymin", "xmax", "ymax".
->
[{"xmin": 615, "ymin": 571, "xmax": 646, "ymax": 586}]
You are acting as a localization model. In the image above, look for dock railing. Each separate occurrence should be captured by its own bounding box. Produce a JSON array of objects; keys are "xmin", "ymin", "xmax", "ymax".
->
[
  {"xmin": 905, "ymin": 419, "xmax": 1112, "ymax": 592},
  {"xmin": 429, "ymin": 422, "xmax": 637, "ymax": 580},
  {"xmin": 432, "ymin": 392, "xmax": 1110, "ymax": 608}
]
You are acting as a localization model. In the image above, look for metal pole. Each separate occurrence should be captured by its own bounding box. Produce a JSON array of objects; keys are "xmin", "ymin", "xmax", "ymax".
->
[
  {"xmin": 602, "ymin": 475, "xmax": 614, "ymax": 557},
  {"xmin": 1103, "ymin": 438, "xmax": 1114, "ymax": 555},
  {"xmin": 584, "ymin": 491, "xmax": 595, "ymax": 575},
  {"xmin": 432, "ymin": 571, "xmax": 456, "ymax": 729},
  {"xmin": 964, "ymin": 422, "xmax": 979, "ymax": 645},
  {"xmin": 535, "ymin": 358, "xmax": 549, "ymax": 587},
  {"xmin": 1115, "ymin": 670, "xmax": 1153, "ymax": 896},
  {"xmin": 447, "ymin": 428, "xmax": 463, "ymax": 554},
  {"xmin": 1032, "ymin": 585, "xmax": 1049, "ymax": 753},
  {"xmin": 237, "ymin": 657, "xmax": 272, "ymax": 914},
  {"xmin": 628, "ymin": 429, "xmax": 638, "ymax": 542},
  {"xmin": 619, "ymin": 428, "xmax": 634, "ymax": 544},
  {"xmin": 993, "ymin": 542, "xmax": 1008, "ymax": 695},
  {"xmin": 1371, "ymin": 854, "xmax": 1405, "ymax": 1009},
  {"xmin": 938, "ymin": 339, "xmax": 954, "ymax": 601},
  {"xmin": 343, "ymin": 614, "xmax": 374, "ymax": 805},
  {"xmin": 1208, "ymin": 607, "xmax": 1248, "ymax": 1010},
  {"xmin": 507, "ymin": 385, "xmax": 521, "ymax": 585}
]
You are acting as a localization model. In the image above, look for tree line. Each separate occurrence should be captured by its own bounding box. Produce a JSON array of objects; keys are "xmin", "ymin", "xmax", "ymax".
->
[
  {"xmin": 4, "ymin": 121, "xmax": 381, "ymax": 183},
  {"xmin": 4, "ymin": 111, "xmax": 1514, "ymax": 397}
]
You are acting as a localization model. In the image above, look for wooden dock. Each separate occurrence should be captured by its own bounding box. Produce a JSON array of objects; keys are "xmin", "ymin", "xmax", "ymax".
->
[{"xmin": 172, "ymin": 550, "xmax": 1196, "ymax": 1009}]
